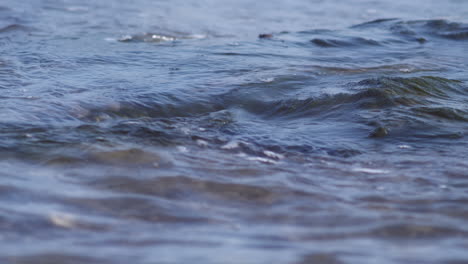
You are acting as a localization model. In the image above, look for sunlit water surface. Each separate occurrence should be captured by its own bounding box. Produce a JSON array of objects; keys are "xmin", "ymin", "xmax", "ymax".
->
[{"xmin": 1, "ymin": 0, "xmax": 468, "ymax": 263}]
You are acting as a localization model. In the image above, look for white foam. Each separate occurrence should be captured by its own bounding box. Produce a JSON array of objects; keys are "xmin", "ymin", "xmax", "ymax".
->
[
  {"xmin": 221, "ymin": 141, "xmax": 240, "ymax": 150},
  {"xmin": 260, "ymin": 77, "xmax": 275, "ymax": 83},
  {"xmin": 352, "ymin": 167, "xmax": 389, "ymax": 174},
  {"xmin": 49, "ymin": 212, "xmax": 76, "ymax": 229},
  {"xmin": 263, "ymin": 150, "xmax": 284, "ymax": 160},
  {"xmin": 177, "ymin": 146, "xmax": 188, "ymax": 152},
  {"xmin": 247, "ymin": 156, "xmax": 277, "ymax": 164},
  {"xmin": 196, "ymin": 139, "xmax": 208, "ymax": 147},
  {"xmin": 151, "ymin": 34, "xmax": 175, "ymax": 41},
  {"xmin": 398, "ymin": 145, "xmax": 411, "ymax": 149}
]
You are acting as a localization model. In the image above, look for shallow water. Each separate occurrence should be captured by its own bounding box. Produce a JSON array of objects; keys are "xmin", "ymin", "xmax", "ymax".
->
[{"xmin": 1, "ymin": 0, "xmax": 468, "ymax": 263}]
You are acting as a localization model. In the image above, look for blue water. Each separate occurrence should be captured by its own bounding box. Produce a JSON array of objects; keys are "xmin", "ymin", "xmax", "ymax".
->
[{"xmin": 1, "ymin": 1, "xmax": 468, "ymax": 263}]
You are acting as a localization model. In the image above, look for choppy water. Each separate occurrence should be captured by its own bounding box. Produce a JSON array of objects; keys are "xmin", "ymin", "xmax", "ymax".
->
[{"xmin": 1, "ymin": 0, "xmax": 468, "ymax": 263}]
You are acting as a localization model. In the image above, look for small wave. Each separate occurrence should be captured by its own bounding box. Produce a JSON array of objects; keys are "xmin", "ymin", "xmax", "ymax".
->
[
  {"xmin": 266, "ymin": 18, "xmax": 468, "ymax": 48},
  {"xmin": 240, "ymin": 76, "xmax": 464, "ymax": 118},
  {"xmin": 415, "ymin": 107, "xmax": 468, "ymax": 122},
  {"xmin": 352, "ymin": 18, "xmax": 400, "ymax": 27},
  {"xmin": 73, "ymin": 97, "xmax": 225, "ymax": 121},
  {"xmin": 263, "ymin": 18, "xmax": 468, "ymax": 51},
  {"xmin": 0, "ymin": 24, "xmax": 30, "ymax": 33},
  {"xmin": 422, "ymin": 19, "xmax": 468, "ymax": 40},
  {"xmin": 355, "ymin": 76, "xmax": 465, "ymax": 101},
  {"xmin": 311, "ymin": 36, "xmax": 381, "ymax": 48},
  {"xmin": 119, "ymin": 33, "xmax": 177, "ymax": 43},
  {"xmin": 354, "ymin": 18, "xmax": 468, "ymax": 41},
  {"xmin": 226, "ymin": 76, "xmax": 467, "ymax": 140},
  {"xmin": 118, "ymin": 32, "xmax": 206, "ymax": 43},
  {"xmin": 67, "ymin": 75, "xmax": 467, "ymax": 145},
  {"xmin": 310, "ymin": 64, "xmax": 437, "ymax": 74}
]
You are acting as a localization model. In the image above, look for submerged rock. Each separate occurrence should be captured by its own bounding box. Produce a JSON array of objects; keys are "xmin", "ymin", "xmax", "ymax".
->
[
  {"xmin": 258, "ymin": 33, "xmax": 273, "ymax": 39},
  {"xmin": 369, "ymin": 126, "xmax": 389, "ymax": 138}
]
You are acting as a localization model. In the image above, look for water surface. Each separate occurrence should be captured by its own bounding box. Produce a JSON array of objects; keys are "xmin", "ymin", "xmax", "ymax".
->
[{"xmin": 1, "ymin": 0, "xmax": 468, "ymax": 263}]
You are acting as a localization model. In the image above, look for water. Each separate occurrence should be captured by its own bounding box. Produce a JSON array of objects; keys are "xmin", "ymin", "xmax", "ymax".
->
[{"xmin": 1, "ymin": 0, "xmax": 468, "ymax": 263}]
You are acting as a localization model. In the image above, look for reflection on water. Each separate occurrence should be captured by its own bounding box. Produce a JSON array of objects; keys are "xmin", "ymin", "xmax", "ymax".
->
[{"xmin": 1, "ymin": 0, "xmax": 468, "ymax": 263}]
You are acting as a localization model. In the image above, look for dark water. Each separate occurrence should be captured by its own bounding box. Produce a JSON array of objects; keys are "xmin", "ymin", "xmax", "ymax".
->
[{"xmin": 1, "ymin": 0, "xmax": 468, "ymax": 263}]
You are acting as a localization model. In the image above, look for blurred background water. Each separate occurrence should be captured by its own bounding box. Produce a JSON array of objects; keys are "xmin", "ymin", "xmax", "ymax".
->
[{"xmin": 1, "ymin": 0, "xmax": 468, "ymax": 263}]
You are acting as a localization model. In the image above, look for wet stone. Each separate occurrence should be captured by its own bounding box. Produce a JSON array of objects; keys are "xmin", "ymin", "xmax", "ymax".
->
[
  {"xmin": 259, "ymin": 33, "xmax": 273, "ymax": 39},
  {"xmin": 369, "ymin": 126, "xmax": 389, "ymax": 138}
]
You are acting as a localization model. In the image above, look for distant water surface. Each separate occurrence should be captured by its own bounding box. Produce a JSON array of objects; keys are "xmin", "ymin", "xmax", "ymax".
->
[{"xmin": 1, "ymin": 0, "xmax": 468, "ymax": 263}]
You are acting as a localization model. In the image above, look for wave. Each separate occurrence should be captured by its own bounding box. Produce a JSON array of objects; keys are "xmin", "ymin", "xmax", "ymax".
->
[
  {"xmin": 235, "ymin": 76, "xmax": 467, "ymax": 140},
  {"xmin": 73, "ymin": 76, "xmax": 465, "ymax": 120},
  {"xmin": 118, "ymin": 32, "xmax": 207, "ymax": 43},
  {"xmin": 310, "ymin": 37, "xmax": 381, "ymax": 48},
  {"xmin": 69, "ymin": 75, "xmax": 467, "ymax": 149},
  {"xmin": 0, "ymin": 24, "xmax": 30, "ymax": 34},
  {"xmin": 240, "ymin": 76, "xmax": 466, "ymax": 118},
  {"xmin": 353, "ymin": 18, "xmax": 468, "ymax": 41},
  {"xmin": 262, "ymin": 19, "xmax": 468, "ymax": 49}
]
